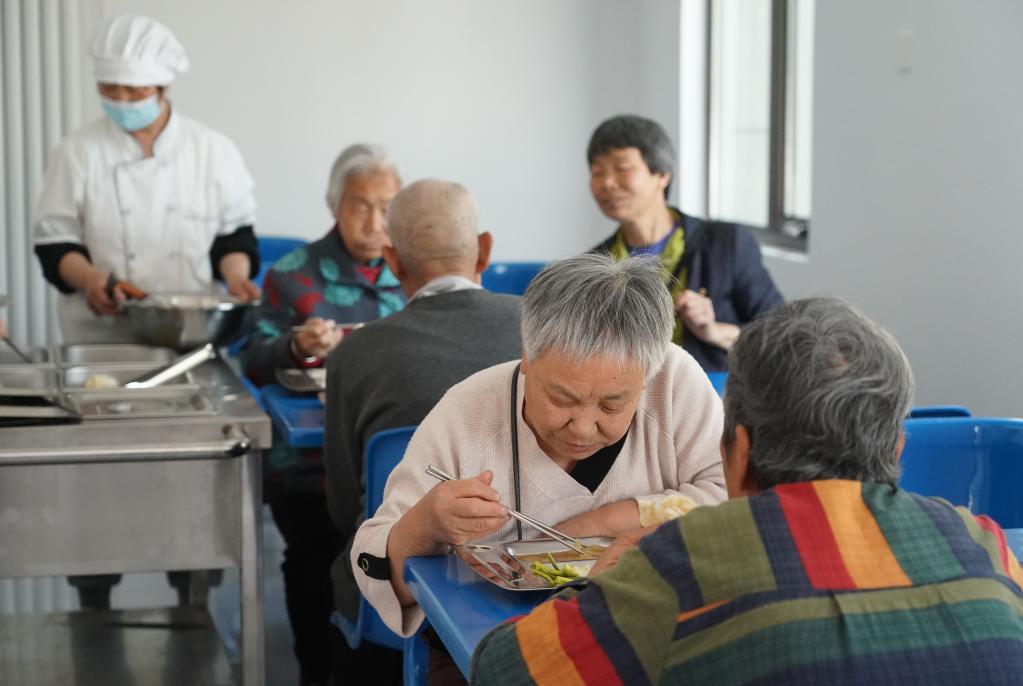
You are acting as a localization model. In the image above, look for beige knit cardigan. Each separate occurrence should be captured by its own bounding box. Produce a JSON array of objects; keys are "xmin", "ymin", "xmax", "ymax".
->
[{"xmin": 352, "ymin": 345, "xmax": 726, "ymax": 636}]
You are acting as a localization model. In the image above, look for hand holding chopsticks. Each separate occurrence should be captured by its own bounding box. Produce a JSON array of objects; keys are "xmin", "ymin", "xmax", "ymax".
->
[
  {"xmin": 426, "ymin": 465, "xmax": 588, "ymax": 555},
  {"xmin": 290, "ymin": 317, "xmax": 349, "ymax": 360}
]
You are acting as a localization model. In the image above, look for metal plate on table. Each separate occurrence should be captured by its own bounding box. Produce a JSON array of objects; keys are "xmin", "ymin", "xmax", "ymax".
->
[
  {"xmin": 63, "ymin": 387, "xmax": 215, "ymax": 419},
  {"xmin": 0, "ymin": 367, "xmax": 60, "ymax": 395},
  {"xmin": 275, "ymin": 368, "xmax": 326, "ymax": 393},
  {"xmin": 455, "ymin": 536, "xmax": 612, "ymax": 591},
  {"xmin": 61, "ymin": 364, "xmax": 192, "ymax": 390},
  {"xmin": 55, "ymin": 344, "xmax": 176, "ymax": 366}
]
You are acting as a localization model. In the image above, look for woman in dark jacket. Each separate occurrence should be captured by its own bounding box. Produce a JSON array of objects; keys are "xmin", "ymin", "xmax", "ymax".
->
[{"xmin": 588, "ymin": 115, "xmax": 783, "ymax": 372}]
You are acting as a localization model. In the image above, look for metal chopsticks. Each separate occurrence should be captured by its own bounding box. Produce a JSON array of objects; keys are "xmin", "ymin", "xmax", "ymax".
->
[
  {"xmin": 425, "ymin": 464, "xmax": 589, "ymax": 555},
  {"xmin": 290, "ymin": 322, "xmax": 364, "ymax": 333}
]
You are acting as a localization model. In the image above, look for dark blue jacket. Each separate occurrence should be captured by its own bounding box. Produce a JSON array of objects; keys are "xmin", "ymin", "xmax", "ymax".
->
[{"xmin": 596, "ymin": 210, "xmax": 783, "ymax": 372}]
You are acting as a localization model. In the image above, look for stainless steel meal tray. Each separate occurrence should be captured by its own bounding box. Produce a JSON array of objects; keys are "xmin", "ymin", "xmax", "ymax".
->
[
  {"xmin": 0, "ymin": 367, "xmax": 60, "ymax": 396},
  {"xmin": 55, "ymin": 344, "xmax": 177, "ymax": 366},
  {"xmin": 0, "ymin": 345, "xmax": 50, "ymax": 366},
  {"xmin": 275, "ymin": 368, "xmax": 326, "ymax": 393},
  {"xmin": 455, "ymin": 536, "xmax": 612, "ymax": 592},
  {"xmin": 63, "ymin": 386, "xmax": 214, "ymax": 420}
]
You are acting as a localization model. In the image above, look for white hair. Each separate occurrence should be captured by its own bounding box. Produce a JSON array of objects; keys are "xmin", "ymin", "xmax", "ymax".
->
[
  {"xmin": 521, "ymin": 253, "xmax": 674, "ymax": 377},
  {"xmin": 324, "ymin": 143, "xmax": 400, "ymax": 213}
]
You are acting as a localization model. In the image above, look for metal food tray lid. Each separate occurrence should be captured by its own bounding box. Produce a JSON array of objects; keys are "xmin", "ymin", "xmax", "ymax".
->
[
  {"xmin": 455, "ymin": 536, "xmax": 613, "ymax": 591},
  {"xmin": 275, "ymin": 368, "xmax": 326, "ymax": 393}
]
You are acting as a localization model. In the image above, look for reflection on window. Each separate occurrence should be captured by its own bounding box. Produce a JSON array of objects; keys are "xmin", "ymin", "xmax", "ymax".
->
[
  {"xmin": 707, "ymin": 0, "xmax": 814, "ymax": 249},
  {"xmin": 708, "ymin": 0, "xmax": 771, "ymax": 227}
]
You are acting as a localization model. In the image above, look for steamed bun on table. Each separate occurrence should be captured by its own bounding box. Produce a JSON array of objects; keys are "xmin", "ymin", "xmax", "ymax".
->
[{"xmin": 638, "ymin": 493, "xmax": 699, "ymax": 527}]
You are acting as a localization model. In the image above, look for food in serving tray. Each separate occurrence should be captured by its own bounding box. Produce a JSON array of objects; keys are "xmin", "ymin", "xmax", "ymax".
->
[{"xmin": 83, "ymin": 373, "xmax": 119, "ymax": 389}]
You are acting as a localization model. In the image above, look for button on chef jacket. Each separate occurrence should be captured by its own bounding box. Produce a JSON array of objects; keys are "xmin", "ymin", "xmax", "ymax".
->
[{"xmin": 33, "ymin": 107, "xmax": 257, "ymax": 343}]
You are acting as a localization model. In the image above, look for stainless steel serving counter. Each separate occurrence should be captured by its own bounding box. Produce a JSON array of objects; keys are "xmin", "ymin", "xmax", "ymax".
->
[{"xmin": 0, "ymin": 346, "xmax": 271, "ymax": 686}]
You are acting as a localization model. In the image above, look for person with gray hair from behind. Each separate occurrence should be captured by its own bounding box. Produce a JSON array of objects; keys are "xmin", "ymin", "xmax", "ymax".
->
[
  {"xmin": 351, "ymin": 253, "xmax": 727, "ymax": 673},
  {"xmin": 241, "ymin": 143, "xmax": 403, "ymax": 686},
  {"xmin": 322, "ymin": 178, "xmax": 523, "ymax": 684},
  {"xmin": 472, "ymin": 297, "xmax": 1023, "ymax": 686}
]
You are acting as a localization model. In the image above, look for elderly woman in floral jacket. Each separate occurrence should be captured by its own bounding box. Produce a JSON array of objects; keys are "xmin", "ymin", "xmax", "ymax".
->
[{"xmin": 242, "ymin": 143, "xmax": 403, "ymax": 686}]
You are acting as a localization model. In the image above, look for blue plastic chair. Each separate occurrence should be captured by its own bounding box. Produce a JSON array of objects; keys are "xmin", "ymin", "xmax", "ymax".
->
[
  {"xmin": 900, "ymin": 417, "xmax": 1023, "ymax": 528},
  {"xmin": 706, "ymin": 371, "xmax": 728, "ymax": 397},
  {"xmin": 332, "ymin": 425, "xmax": 427, "ymax": 686},
  {"xmin": 255, "ymin": 235, "xmax": 308, "ymax": 288},
  {"xmin": 226, "ymin": 236, "xmax": 309, "ymax": 357},
  {"xmin": 481, "ymin": 262, "xmax": 546, "ymax": 295},
  {"xmin": 908, "ymin": 405, "xmax": 972, "ymax": 419}
]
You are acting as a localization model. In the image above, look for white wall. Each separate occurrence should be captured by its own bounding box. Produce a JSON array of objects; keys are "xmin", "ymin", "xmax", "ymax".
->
[
  {"xmin": 766, "ymin": 0, "xmax": 1023, "ymax": 415},
  {"xmin": 79, "ymin": 2, "xmax": 1023, "ymax": 415},
  {"xmin": 95, "ymin": 0, "xmax": 680, "ymax": 261}
]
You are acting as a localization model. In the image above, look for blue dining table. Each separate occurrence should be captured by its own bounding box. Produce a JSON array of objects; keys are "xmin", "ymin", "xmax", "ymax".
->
[
  {"xmin": 1007, "ymin": 528, "xmax": 1023, "ymax": 562},
  {"xmin": 259, "ymin": 384, "xmax": 325, "ymax": 447},
  {"xmin": 404, "ymin": 554, "xmax": 552, "ymax": 679},
  {"xmin": 404, "ymin": 528, "xmax": 1023, "ymax": 680}
]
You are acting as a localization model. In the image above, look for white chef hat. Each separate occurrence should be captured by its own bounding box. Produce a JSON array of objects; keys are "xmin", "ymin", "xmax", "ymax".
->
[{"xmin": 90, "ymin": 15, "xmax": 190, "ymax": 87}]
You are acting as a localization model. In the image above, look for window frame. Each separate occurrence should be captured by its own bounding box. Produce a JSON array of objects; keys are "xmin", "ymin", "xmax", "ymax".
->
[{"xmin": 705, "ymin": 0, "xmax": 812, "ymax": 252}]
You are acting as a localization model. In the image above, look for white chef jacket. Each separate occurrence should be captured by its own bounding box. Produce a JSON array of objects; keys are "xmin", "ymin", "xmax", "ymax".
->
[{"xmin": 33, "ymin": 108, "xmax": 257, "ymax": 343}]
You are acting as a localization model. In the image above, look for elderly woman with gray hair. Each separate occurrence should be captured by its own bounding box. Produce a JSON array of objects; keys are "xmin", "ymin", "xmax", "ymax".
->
[
  {"xmin": 241, "ymin": 143, "xmax": 403, "ymax": 686},
  {"xmin": 244, "ymin": 143, "xmax": 404, "ymax": 384},
  {"xmin": 351, "ymin": 253, "xmax": 726, "ymax": 639}
]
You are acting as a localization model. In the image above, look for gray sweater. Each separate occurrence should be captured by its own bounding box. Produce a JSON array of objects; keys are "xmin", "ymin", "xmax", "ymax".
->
[{"xmin": 323, "ymin": 287, "xmax": 522, "ymax": 617}]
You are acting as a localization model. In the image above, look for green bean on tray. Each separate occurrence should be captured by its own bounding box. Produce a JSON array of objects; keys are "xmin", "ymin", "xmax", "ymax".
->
[{"xmin": 529, "ymin": 553, "xmax": 587, "ymax": 586}]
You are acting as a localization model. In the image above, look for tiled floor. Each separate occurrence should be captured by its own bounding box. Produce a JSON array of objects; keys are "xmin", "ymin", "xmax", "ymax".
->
[
  {"xmin": 81, "ymin": 506, "xmax": 299, "ymax": 685},
  {"xmin": 0, "ymin": 506, "xmax": 300, "ymax": 685}
]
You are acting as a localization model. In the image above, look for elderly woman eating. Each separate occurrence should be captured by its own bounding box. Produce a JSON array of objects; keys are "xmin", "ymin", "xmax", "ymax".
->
[{"xmin": 351, "ymin": 253, "xmax": 726, "ymax": 639}]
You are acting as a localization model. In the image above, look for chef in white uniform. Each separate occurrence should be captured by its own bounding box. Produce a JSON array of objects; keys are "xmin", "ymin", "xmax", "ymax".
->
[{"xmin": 33, "ymin": 14, "xmax": 261, "ymax": 344}]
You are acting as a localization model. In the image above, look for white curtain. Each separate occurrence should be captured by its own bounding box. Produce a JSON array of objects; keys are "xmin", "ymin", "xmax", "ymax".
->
[
  {"xmin": 0, "ymin": 0, "xmax": 99, "ymax": 614},
  {"xmin": 0, "ymin": 0, "xmax": 102, "ymax": 347}
]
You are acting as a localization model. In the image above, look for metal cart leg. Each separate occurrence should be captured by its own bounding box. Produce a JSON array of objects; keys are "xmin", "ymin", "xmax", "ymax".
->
[{"xmin": 240, "ymin": 449, "xmax": 264, "ymax": 686}]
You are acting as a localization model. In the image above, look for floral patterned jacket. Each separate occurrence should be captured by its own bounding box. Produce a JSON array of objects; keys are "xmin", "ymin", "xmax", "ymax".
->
[{"xmin": 241, "ymin": 227, "xmax": 405, "ymax": 497}]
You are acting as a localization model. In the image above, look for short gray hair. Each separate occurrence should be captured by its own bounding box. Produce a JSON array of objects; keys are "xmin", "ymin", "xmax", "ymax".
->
[
  {"xmin": 723, "ymin": 297, "xmax": 915, "ymax": 488},
  {"xmin": 325, "ymin": 143, "xmax": 400, "ymax": 213},
  {"xmin": 387, "ymin": 179, "xmax": 479, "ymax": 275},
  {"xmin": 521, "ymin": 254, "xmax": 674, "ymax": 376}
]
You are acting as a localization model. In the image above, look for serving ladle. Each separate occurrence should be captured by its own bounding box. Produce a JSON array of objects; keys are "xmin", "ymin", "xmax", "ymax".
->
[{"xmin": 2, "ymin": 336, "xmax": 35, "ymax": 365}]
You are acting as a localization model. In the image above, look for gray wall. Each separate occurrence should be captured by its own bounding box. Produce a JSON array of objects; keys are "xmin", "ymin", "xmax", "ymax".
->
[{"xmin": 765, "ymin": 0, "xmax": 1023, "ymax": 416}]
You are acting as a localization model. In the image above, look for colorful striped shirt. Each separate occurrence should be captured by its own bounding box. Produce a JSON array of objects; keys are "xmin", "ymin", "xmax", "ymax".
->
[{"xmin": 471, "ymin": 480, "xmax": 1023, "ymax": 685}]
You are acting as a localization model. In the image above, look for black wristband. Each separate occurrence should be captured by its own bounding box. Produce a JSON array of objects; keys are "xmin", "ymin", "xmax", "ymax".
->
[{"xmin": 356, "ymin": 552, "xmax": 391, "ymax": 580}]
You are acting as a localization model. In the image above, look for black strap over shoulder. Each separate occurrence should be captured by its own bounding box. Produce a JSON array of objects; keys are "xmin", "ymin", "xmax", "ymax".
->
[{"xmin": 510, "ymin": 362, "xmax": 523, "ymax": 540}]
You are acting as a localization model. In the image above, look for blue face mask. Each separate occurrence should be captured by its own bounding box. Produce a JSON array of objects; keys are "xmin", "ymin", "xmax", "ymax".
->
[{"xmin": 100, "ymin": 94, "xmax": 163, "ymax": 132}]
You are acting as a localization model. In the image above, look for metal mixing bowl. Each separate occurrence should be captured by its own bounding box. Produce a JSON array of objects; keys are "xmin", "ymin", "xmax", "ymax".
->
[{"xmin": 123, "ymin": 293, "xmax": 256, "ymax": 351}]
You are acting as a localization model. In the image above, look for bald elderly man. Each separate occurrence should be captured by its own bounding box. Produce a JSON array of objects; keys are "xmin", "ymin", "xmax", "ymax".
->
[{"xmin": 323, "ymin": 179, "xmax": 522, "ymax": 682}]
